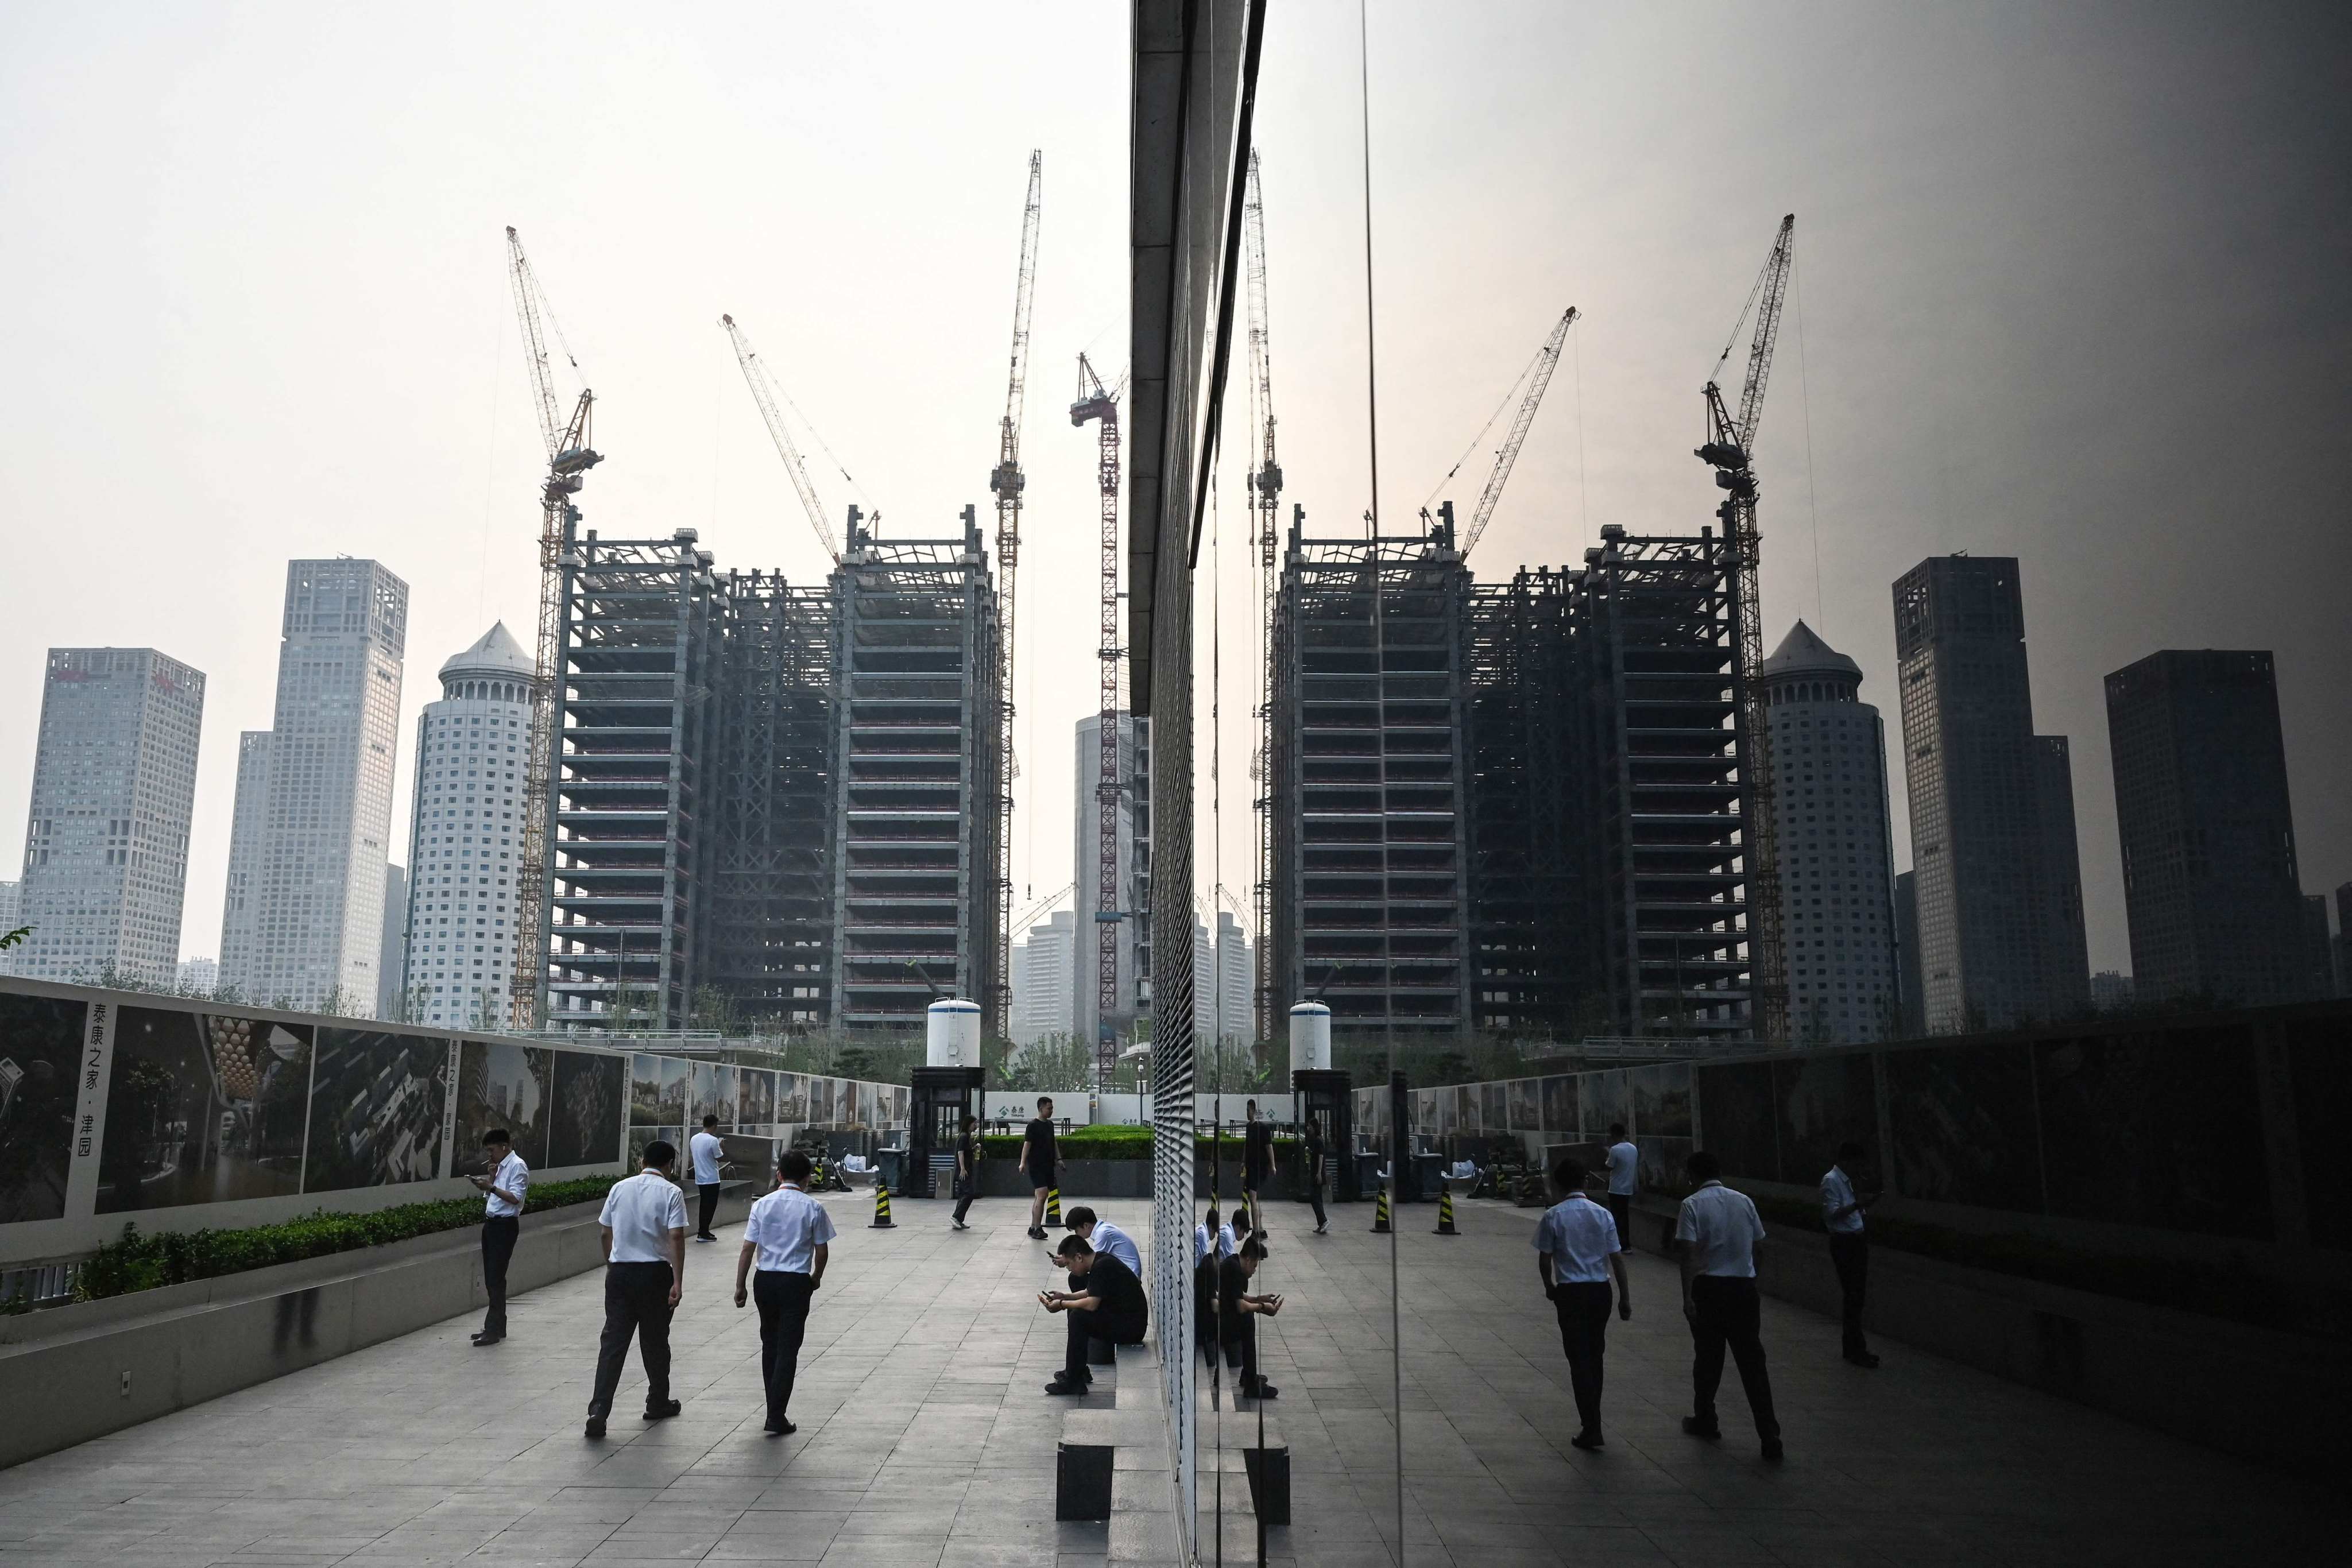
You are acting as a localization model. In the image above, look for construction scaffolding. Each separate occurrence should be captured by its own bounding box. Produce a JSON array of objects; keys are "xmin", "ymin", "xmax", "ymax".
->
[
  {"xmin": 827, "ymin": 510, "xmax": 1005, "ymax": 1032},
  {"xmin": 703, "ymin": 571, "xmax": 838, "ymax": 1028},
  {"xmin": 540, "ymin": 528, "xmax": 717, "ymax": 1029},
  {"xmin": 1573, "ymin": 525, "xmax": 1751, "ymax": 1036},
  {"xmin": 1271, "ymin": 516, "xmax": 1472, "ymax": 1041}
]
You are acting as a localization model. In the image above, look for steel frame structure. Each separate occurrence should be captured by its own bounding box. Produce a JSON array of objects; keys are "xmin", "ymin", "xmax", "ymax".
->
[{"xmin": 827, "ymin": 513, "xmax": 1005, "ymax": 1032}]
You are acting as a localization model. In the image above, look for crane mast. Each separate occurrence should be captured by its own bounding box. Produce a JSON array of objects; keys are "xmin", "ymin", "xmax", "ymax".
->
[
  {"xmin": 719, "ymin": 315, "xmax": 841, "ymax": 564},
  {"xmin": 1071, "ymin": 355, "xmax": 1120, "ymax": 1091},
  {"xmin": 1459, "ymin": 306, "xmax": 1576, "ymax": 558},
  {"xmin": 1696, "ymin": 214, "xmax": 1796, "ymax": 1042},
  {"xmin": 1241, "ymin": 150, "xmax": 1282, "ymax": 1050},
  {"xmin": 504, "ymin": 226, "xmax": 600, "ymax": 1030},
  {"xmin": 988, "ymin": 151, "xmax": 1042, "ymax": 1044}
]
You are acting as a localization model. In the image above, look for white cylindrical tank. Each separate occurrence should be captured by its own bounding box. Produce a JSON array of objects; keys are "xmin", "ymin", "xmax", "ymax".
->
[
  {"xmin": 926, "ymin": 998, "xmax": 982, "ymax": 1067},
  {"xmin": 1288, "ymin": 1001, "xmax": 1332, "ymax": 1075}
]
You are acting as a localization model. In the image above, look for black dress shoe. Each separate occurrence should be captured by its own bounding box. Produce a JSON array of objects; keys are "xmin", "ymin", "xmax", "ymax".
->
[
  {"xmin": 763, "ymin": 1419, "xmax": 796, "ymax": 1436},
  {"xmin": 1241, "ymin": 1380, "xmax": 1279, "ymax": 1400},
  {"xmin": 644, "ymin": 1399, "xmax": 682, "ymax": 1420},
  {"xmin": 583, "ymin": 1417, "xmax": 606, "ymax": 1439},
  {"xmin": 1846, "ymin": 1351, "xmax": 1881, "ymax": 1369},
  {"xmin": 1570, "ymin": 1430, "xmax": 1604, "ymax": 1451},
  {"xmin": 1681, "ymin": 1417, "xmax": 1722, "ymax": 1441},
  {"xmin": 1762, "ymin": 1437, "xmax": 1785, "ymax": 1462},
  {"xmin": 1045, "ymin": 1376, "xmax": 1087, "ymax": 1396}
]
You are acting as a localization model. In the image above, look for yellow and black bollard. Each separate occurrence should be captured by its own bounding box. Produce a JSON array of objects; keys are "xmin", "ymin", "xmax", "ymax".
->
[
  {"xmin": 1433, "ymin": 1183, "xmax": 1459, "ymax": 1236},
  {"xmin": 1370, "ymin": 1184, "xmax": 1391, "ymax": 1233},
  {"xmin": 870, "ymin": 1182, "xmax": 895, "ymax": 1229},
  {"xmin": 1046, "ymin": 1186, "xmax": 1063, "ymax": 1227}
]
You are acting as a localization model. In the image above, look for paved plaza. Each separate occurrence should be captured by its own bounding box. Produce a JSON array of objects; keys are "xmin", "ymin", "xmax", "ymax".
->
[{"xmin": 1, "ymin": 1190, "xmax": 2341, "ymax": 1567}]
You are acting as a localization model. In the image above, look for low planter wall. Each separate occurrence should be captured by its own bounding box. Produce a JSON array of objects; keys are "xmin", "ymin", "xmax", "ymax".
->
[
  {"xmin": 1623, "ymin": 1197, "xmax": 2352, "ymax": 1481},
  {"xmin": 0, "ymin": 1184, "xmax": 756, "ymax": 1469}
]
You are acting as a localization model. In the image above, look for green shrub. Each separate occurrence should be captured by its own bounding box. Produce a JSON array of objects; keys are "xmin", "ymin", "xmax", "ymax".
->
[
  {"xmin": 973, "ymin": 1127, "xmax": 1301, "ymax": 1163},
  {"xmin": 75, "ymin": 1175, "xmax": 623, "ymax": 1303}
]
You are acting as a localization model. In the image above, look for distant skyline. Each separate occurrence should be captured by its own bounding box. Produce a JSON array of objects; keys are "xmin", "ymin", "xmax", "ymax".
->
[{"xmin": 3, "ymin": 2, "xmax": 2346, "ymax": 979}]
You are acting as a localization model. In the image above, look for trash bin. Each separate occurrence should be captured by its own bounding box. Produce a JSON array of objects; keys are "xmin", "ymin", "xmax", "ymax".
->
[{"xmin": 876, "ymin": 1147, "xmax": 906, "ymax": 1195}]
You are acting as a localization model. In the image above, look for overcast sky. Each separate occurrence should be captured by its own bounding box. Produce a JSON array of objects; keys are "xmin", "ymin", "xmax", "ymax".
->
[{"xmin": 3, "ymin": 2, "xmax": 2346, "ymax": 978}]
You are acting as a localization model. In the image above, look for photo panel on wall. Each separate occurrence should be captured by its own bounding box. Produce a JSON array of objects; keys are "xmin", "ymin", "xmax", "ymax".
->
[
  {"xmin": 0, "ymin": 992, "xmax": 87, "ymax": 1224},
  {"xmin": 303, "ymin": 1028, "xmax": 449, "ymax": 1194},
  {"xmin": 453, "ymin": 1041, "xmax": 552, "ymax": 1171},
  {"xmin": 100, "ymin": 1007, "xmax": 312, "ymax": 1214},
  {"xmin": 549, "ymin": 1050, "xmax": 626, "ymax": 1169}
]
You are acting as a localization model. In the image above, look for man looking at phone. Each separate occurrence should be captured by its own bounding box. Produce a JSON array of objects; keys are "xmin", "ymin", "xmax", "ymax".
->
[
  {"xmin": 1040, "ymin": 1234, "xmax": 1148, "ymax": 1395},
  {"xmin": 469, "ymin": 1129, "xmax": 527, "ymax": 1347},
  {"xmin": 1218, "ymin": 1237, "xmax": 1283, "ymax": 1401}
]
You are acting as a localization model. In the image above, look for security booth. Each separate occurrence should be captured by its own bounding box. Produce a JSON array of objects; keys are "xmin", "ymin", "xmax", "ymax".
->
[
  {"xmin": 1289, "ymin": 1001, "xmax": 1357, "ymax": 1203},
  {"xmin": 905, "ymin": 998, "xmax": 985, "ymax": 1198}
]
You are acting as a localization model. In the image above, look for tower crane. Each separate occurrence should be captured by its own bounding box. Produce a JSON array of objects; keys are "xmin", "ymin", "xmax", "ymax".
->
[
  {"xmin": 988, "ymin": 150, "xmax": 1042, "ymax": 1045},
  {"xmin": 1071, "ymin": 354, "xmax": 1121, "ymax": 1093},
  {"xmin": 1240, "ymin": 149, "xmax": 1282, "ymax": 1050},
  {"xmin": 1696, "ymin": 214, "xmax": 1796, "ymax": 1042},
  {"xmin": 719, "ymin": 314, "xmax": 841, "ymax": 564},
  {"xmin": 504, "ymin": 226, "xmax": 601, "ymax": 1029},
  {"xmin": 1426, "ymin": 307, "xmax": 1577, "ymax": 559}
]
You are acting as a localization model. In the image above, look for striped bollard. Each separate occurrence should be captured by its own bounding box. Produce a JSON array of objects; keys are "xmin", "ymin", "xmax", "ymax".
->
[
  {"xmin": 1046, "ymin": 1186, "xmax": 1063, "ymax": 1227},
  {"xmin": 1370, "ymin": 1184, "xmax": 1391, "ymax": 1233},
  {"xmin": 870, "ymin": 1183, "xmax": 895, "ymax": 1229},
  {"xmin": 1433, "ymin": 1184, "xmax": 1459, "ymax": 1236}
]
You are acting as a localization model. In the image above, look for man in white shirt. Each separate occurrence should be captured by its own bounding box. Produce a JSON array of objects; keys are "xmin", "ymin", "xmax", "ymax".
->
[
  {"xmin": 1673, "ymin": 1151, "xmax": 1781, "ymax": 1460},
  {"xmin": 1065, "ymin": 1207, "xmax": 1142, "ymax": 1279},
  {"xmin": 733, "ymin": 1150, "xmax": 837, "ymax": 1435},
  {"xmin": 690, "ymin": 1116, "xmax": 728, "ymax": 1242},
  {"xmin": 584, "ymin": 1141, "xmax": 690, "ymax": 1440},
  {"xmin": 1534, "ymin": 1157, "xmax": 1633, "ymax": 1450},
  {"xmin": 1821, "ymin": 1140, "xmax": 1880, "ymax": 1368},
  {"xmin": 468, "ymin": 1129, "xmax": 528, "ymax": 1347},
  {"xmin": 1603, "ymin": 1123, "xmax": 1639, "ymax": 1249}
]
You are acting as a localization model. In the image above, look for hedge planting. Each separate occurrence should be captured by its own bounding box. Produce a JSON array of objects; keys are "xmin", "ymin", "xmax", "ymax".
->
[{"xmin": 74, "ymin": 1175, "xmax": 625, "ymax": 1303}]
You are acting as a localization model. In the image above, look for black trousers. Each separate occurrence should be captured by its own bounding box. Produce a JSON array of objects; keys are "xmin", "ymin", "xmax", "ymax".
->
[
  {"xmin": 752, "ymin": 1270, "xmax": 816, "ymax": 1424},
  {"xmin": 1305, "ymin": 1160, "xmax": 1328, "ymax": 1229},
  {"xmin": 1064, "ymin": 1304, "xmax": 1146, "ymax": 1381},
  {"xmin": 1552, "ymin": 1280, "xmax": 1614, "ymax": 1435},
  {"xmin": 587, "ymin": 1261, "xmax": 675, "ymax": 1418},
  {"xmin": 1221, "ymin": 1312, "xmax": 1260, "ymax": 1387},
  {"xmin": 1688, "ymin": 1275, "xmax": 1779, "ymax": 1440},
  {"xmin": 697, "ymin": 1183, "xmax": 721, "ymax": 1238},
  {"xmin": 1604, "ymin": 1193, "xmax": 1633, "ymax": 1250},
  {"xmin": 953, "ymin": 1169, "xmax": 977, "ymax": 1223},
  {"xmin": 479, "ymin": 1216, "xmax": 519, "ymax": 1337},
  {"xmin": 1829, "ymin": 1231, "xmax": 1870, "ymax": 1356}
]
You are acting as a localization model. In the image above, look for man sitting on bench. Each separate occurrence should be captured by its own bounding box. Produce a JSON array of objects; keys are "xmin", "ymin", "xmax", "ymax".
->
[{"xmin": 1040, "ymin": 1234, "xmax": 1148, "ymax": 1396}]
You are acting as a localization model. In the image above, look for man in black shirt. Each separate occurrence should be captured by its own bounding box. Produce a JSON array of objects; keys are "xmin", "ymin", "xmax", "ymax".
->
[
  {"xmin": 1217, "ymin": 1237, "xmax": 1283, "ymax": 1400},
  {"xmin": 1041, "ymin": 1234, "xmax": 1148, "ymax": 1394},
  {"xmin": 1301, "ymin": 1117, "xmax": 1329, "ymax": 1234},
  {"xmin": 1241, "ymin": 1099, "xmax": 1276, "ymax": 1237},
  {"xmin": 1019, "ymin": 1096, "xmax": 1060, "ymax": 1240}
]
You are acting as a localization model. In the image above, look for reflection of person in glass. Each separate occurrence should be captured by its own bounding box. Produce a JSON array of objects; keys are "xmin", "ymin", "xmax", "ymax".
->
[
  {"xmin": 469, "ymin": 1129, "xmax": 529, "ymax": 1346},
  {"xmin": 1216, "ymin": 1237, "xmax": 1282, "ymax": 1401}
]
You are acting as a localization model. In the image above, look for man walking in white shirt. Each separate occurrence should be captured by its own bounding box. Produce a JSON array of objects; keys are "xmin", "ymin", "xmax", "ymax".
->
[
  {"xmin": 734, "ymin": 1151, "xmax": 837, "ymax": 1435},
  {"xmin": 1674, "ymin": 1150, "xmax": 1782, "ymax": 1461},
  {"xmin": 690, "ymin": 1116, "xmax": 728, "ymax": 1242},
  {"xmin": 1534, "ymin": 1157, "xmax": 1633, "ymax": 1451},
  {"xmin": 468, "ymin": 1129, "xmax": 528, "ymax": 1347},
  {"xmin": 585, "ymin": 1141, "xmax": 690, "ymax": 1439},
  {"xmin": 1603, "ymin": 1124, "xmax": 1639, "ymax": 1249},
  {"xmin": 1822, "ymin": 1140, "xmax": 1881, "ymax": 1368}
]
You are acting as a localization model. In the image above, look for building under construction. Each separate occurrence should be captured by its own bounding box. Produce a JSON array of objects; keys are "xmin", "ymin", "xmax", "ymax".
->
[
  {"xmin": 1274, "ymin": 518, "xmax": 1754, "ymax": 1044},
  {"xmin": 1268, "ymin": 513, "xmax": 1473, "ymax": 1039},
  {"xmin": 536, "ymin": 515, "xmax": 1003, "ymax": 1036}
]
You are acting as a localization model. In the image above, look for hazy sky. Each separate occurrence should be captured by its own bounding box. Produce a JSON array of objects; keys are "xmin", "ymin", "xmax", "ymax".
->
[{"xmin": 4, "ymin": 2, "xmax": 2346, "ymax": 978}]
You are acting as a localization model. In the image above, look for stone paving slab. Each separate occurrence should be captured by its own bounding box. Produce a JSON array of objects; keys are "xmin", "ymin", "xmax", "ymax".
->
[{"xmin": 3, "ymin": 1190, "xmax": 2345, "ymax": 1566}]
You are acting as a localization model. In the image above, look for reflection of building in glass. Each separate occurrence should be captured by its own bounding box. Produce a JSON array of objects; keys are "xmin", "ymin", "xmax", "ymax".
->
[
  {"xmin": 1012, "ymin": 909, "xmax": 1076, "ymax": 1047},
  {"xmin": 15, "ymin": 648, "xmax": 206, "ymax": 989},
  {"xmin": 1074, "ymin": 713, "xmax": 1151, "ymax": 1049}
]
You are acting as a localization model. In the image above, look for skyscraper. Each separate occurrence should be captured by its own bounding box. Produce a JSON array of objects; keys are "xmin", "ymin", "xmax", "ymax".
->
[
  {"xmin": 1213, "ymin": 910, "xmax": 1252, "ymax": 1050},
  {"xmin": 216, "ymin": 730, "xmax": 272, "ymax": 997},
  {"xmin": 1074, "ymin": 713, "xmax": 1151, "ymax": 1052},
  {"xmin": 1894, "ymin": 870, "xmax": 1924, "ymax": 1036},
  {"xmin": 2033, "ymin": 737, "xmax": 2092, "ymax": 1017},
  {"xmin": 401, "ymin": 624, "xmax": 532, "ymax": 1028},
  {"xmin": 1757, "ymin": 622, "xmax": 1900, "ymax": 1044},
  {"xmin": 244, "ymin": 560, "xmax": 408, "ymax": 1013},
  {"xmin": 176, "ymin": 955, "xmax": 218, "ymax": 993},
  {"xmin": 0, "ymin": 880, "xmax": 19, "ymax": 977},
  {"xmin": 376, "ymin": 864, "xmax": 408, "ymax": 1020},
  {"xmin": 2300, "ymin": 895, "xmax": 2332, "ymax": 1000},
  {"xmin": 14, "ymin": 648, "xmax": 206, "ymax": 988},
  {"xmin": 2104, "ymin": 649, "xmax": 2307, "ymax": 1006},
  {"xmin": 1011, "ymin": 908, "xmax": 1077, "ymax": 1048},
  {"xmin": 1893, "ymin": 556, "xmax": 2088, "ymax": 1031}
]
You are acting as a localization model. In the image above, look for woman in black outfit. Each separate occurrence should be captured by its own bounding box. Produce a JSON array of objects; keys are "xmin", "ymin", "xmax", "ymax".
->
[{"xmin": 951, "ymin": 1117, "xmax": 982, "ymax": 1230}]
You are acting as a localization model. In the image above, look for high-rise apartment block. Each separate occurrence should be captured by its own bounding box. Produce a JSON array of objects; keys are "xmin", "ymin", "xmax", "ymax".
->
[
  {"xmin": 2104, "ymin": 649, "xmax": 2308, "ymax": 1006},
  {"xmin": 176, "ymin": 955, "xmax": 218, "ymax": 993},
  {"xmin": 377, "ymin": 864, "xmax": 407, "ymax": 1019},
  {"xmin": 240, "ymin": 561, "xmax": 408, "ymax": 1013},
  {"xmin": 1894, "ymin": 870, "xmax": 1924, "ymax": 1036},
  {"xmin": 2033, "ymin": 737, "xmax": 2092, "ymax": 1017},
  {"xmin": 1758, "ymin": 622, "xmax": 1899, "ymax": 1043},
  {"xmin": 2091, "ymin": 969, "xmax": 2136, "ymax": 1011},
  {"xmin": 1011, "ymin": 908, "xmax": 1077, "ymax": 1047},
  {"xmin": 1074, "ymin": 713, "xmax": 1150, "ymax": 1051},
  {"xmin": 14, "ymin": 648, "xmax": 206, "ymax": 988},
  {"xmin": 401, "ymin": 623, "xmax": 533, "ymax": 1028},
  {"xmin": 0, "ymin": 880, "xmax": 19, "ymax": 976},
  {"xmin": 1211, "ymin": 910, "xmax": 1251, "ymax": 1048},
  {"xmin": 1893, "ymin": 556, "xmax": 2089, "ymax": 1031}
]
